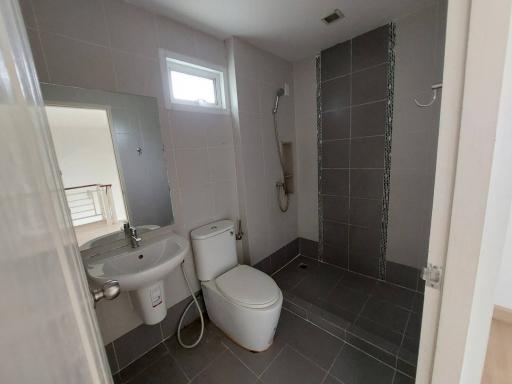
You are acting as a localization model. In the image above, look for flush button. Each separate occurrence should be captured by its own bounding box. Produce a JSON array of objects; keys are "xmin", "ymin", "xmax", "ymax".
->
[{"xmin": 210, "ymin": 225, "xmax": 217, "ymax": 230}]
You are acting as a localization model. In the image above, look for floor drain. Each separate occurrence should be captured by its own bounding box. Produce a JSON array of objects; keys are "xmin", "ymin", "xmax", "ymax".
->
[{"xmin": 298, "ymin": 263, "xmax": 308, "ymax": 269}]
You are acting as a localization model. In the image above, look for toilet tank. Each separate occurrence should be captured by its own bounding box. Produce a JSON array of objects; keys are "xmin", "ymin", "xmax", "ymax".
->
[{"xmin": 191, "ymin": 220, "xmax": 238, "ymax": 281}]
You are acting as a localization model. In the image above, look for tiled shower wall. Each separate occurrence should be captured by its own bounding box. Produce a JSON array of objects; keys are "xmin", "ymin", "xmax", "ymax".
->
[{"xmin": 319, "ymin": 26, "xmax": 391, "ymax": 278}]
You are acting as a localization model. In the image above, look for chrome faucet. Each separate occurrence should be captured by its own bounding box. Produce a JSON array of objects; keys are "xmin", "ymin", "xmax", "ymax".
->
[{"xmin": 129, "ymin": 227, "xmax": 142, "ymax": 248}]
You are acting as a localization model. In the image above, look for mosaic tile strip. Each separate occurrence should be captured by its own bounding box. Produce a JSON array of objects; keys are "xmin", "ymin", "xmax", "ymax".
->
[{"xmin": 316, "ymin": 54, "xmax": 324, "ymax": 261}]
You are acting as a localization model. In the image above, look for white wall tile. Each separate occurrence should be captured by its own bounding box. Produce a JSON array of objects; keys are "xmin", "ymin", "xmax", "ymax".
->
[
  {"xmin": 32, "ymin": 0, "xmax": 109, "ymax": 46},
  {"xmin": 207, "ymin": 146, "xmax": 236, "ymax": 183},
  {"xmin": 155, "ymin": 15, "xmax": 195, "ymax": 57},
  {"xmin": 40, "ymin": 31, "xmax": 116, "ymax": 90},
  {"xmin": 236, "ymin": 76, "xmax": 260, "ymax": 115},
  {"xmin": 205, "ymin": 114, "xmax": 234, "ymax": 146},
  {"xmin": 169, "ymin": 110, "xmax": 208, "ymax": 149},
  {"xmin": 212, "ymin": 180, "xmax": 238, "ymax": 220},
  {"xmin": 104, "ymin": 0, "xmax": 158, "ymax": 58},
  {"xmin": 174, "ymin": 148, "xmax": 209, "ymax": 189}
]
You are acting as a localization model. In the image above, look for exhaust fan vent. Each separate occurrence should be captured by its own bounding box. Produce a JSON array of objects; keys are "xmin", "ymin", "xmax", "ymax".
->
[{"xmin": 322, "ymin": 9, "xmax": 344, "ymax": 24}]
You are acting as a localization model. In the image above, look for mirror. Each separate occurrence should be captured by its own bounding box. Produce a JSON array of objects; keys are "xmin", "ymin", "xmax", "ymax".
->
[{"xmin": 41, "ymin": 83, "xmax": 173, "ymax": 251}]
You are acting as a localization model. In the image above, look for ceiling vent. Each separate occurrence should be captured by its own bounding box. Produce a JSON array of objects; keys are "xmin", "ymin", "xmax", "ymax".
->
[{"xmin": 322, "ymin": 9, "xmax": 344, "ymax": 25}]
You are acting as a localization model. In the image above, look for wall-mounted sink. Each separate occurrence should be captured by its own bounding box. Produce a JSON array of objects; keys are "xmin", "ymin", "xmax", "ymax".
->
[
  {"xmin": 79, "ymin": 225, "xmax": 160, "ymax": 251},
  {"xmin": 85, "ymin": 232, "xmax": 189, "ymax": 324}
]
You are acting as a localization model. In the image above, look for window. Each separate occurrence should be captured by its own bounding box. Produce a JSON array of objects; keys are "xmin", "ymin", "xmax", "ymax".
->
[{"xmin": 160, "ymin": 50, "xmax": 227, "ymax": 112}]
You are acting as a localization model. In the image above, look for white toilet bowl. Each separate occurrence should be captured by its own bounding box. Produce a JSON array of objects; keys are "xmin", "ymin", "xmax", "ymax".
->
[
  {"xmin": 191, "ymin": 220, "xmax": 283, "ymax": 352},
  {"xmin": 202, "ymin": 265, "xmax": 282, "ymax": 352}
]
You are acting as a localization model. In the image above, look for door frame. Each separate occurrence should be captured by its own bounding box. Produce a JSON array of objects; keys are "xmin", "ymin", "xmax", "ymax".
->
[{"xmin": 418, "ymin": 0, "xmax": 512, "ymax": 382}]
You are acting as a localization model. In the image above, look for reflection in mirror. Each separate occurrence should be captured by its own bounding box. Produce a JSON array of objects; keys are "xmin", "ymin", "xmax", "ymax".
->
[{"xmin": 42, "ymin": 84, "xmax": 173, "ymax": 251}]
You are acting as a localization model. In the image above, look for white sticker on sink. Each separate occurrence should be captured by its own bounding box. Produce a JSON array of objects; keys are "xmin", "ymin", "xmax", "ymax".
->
[{"xmin": 150, "ymin": 285, "xmax": 162, "ymax": 307}]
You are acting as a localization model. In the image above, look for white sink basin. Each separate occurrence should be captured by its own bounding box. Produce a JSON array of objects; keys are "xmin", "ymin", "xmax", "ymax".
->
[
  {"xmin": 85, "ymin": 233, "xmax": 189, "ymax": 324},
  {"xmin": 79, "ymin": 225, "xmax": 160, "ymax": 250}
]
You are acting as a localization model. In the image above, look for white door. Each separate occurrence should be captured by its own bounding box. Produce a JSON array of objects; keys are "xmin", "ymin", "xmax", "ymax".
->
[
  {"xmin": 0, "ymin": 1, "xmax": 111, "ymax": 383},
  {"xmin": 417, "ymin": 0, "xmax": 512, "ymax": 382}
]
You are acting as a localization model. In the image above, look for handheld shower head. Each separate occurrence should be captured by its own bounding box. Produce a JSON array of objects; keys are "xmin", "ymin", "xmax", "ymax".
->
[{"xmin": 273, "ymin": 88, "xmax": 285, "ymax": 114}]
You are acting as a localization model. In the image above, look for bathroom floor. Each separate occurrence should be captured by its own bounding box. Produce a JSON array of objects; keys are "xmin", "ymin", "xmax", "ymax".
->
[
  {"xmin": 113, "ymin": 257, "xmax": 421, "ymax": 384},
  {"xmin": 114, "ymin": 310, "xmax": 412, "ymax": 384}
]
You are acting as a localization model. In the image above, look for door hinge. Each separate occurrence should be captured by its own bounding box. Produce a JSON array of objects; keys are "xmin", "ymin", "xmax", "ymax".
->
[{"xmin": 421, "ymin": 263, "xmax": 443, "ymax": 289}]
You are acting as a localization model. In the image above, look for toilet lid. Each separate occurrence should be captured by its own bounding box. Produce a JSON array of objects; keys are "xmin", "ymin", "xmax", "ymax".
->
[{"xmin": 216, "ymin": 265, "xmax": 280, "ymax": 308}]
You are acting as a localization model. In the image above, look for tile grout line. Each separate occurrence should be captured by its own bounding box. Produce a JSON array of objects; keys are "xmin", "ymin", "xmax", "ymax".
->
[
  {"xmin": 163, "ymin": 339, "xmax": 192, "ymax": 382},
  {"xmin": 187, "ymin": 347, "xmax": 228, "ymax": 382},
  {"xmin": 321, "ymin": 61, "xmax": 390, "ymax": 84},
  {"xmin": 221, "ymin": 342, "xmax": 261, "ymax": 379},
  {"xmin": 257, "ymin": 342, "xmax": 288, "ymax": 379},
  {"xmin": 320, "ymin": 343, "xmax": 346, "ymax": 384}
]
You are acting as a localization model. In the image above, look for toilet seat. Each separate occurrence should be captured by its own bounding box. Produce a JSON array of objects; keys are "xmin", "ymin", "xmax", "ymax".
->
[{"xmin": 215, "ymin": 265, "xmax": 280, "ymax": 309}]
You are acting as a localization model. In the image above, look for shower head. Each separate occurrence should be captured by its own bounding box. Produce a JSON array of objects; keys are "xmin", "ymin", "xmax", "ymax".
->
[{"xmin": 273, "ymin": 88, "xmax": 285, "ymax": 114}]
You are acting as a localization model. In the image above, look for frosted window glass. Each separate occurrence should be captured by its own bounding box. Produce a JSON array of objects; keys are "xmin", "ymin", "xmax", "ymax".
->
[{"xmin": 170, "ymin": 70, "xmax": 216, "ymax": 104}]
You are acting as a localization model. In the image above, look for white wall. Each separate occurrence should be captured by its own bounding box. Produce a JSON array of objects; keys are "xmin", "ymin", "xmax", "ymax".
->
[
  {"xmin": 495, "ymin": 206, "xmax": 512, "ymax": 309},
  {"xmin": 227, "ymin": 37, "xmax": 298, "ymax": 265},
  {"xmin": 22, "ymin": 0, "xmax": 238, "ymax": 344},
  {"xmin": 387, "ymin": 0, "xmax": 447, "ymax": 269},
  {"xmin": 46, "ymin": 106, "xmax": 127, "ymax": 223},
  {"xmin": 293, "ymin": 56, "xmax": 318, "ymax": 242}
]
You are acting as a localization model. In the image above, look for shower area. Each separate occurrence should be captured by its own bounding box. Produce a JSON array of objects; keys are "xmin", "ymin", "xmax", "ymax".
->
[{"xmin": 276, "ymin": 2, "xmax": 446, "ymax": 380}]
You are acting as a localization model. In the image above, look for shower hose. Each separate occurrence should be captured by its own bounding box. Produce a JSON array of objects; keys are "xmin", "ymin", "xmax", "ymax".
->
[
  {"xmin": 177, "ymin": 261, "xmax": 204, "ymax": 348},
  {"xmin": 273, "ymin": 112, "xmax": 289, "ymax": 212}
]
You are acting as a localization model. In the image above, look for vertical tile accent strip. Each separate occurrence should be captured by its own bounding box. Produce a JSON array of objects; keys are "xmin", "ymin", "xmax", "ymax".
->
[
  {"xmin": 379, "ymin": 23, "xmax": 396, "ymax": 279},
  {"xmin": 316, "ymin": 54, "xmax": 324, "ymax": 261}
]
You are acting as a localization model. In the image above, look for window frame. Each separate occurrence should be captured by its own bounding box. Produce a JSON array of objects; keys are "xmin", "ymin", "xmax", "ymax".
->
[{"xmin": 159, "ymin": 49, "xmax": 228, "ymax": 113}]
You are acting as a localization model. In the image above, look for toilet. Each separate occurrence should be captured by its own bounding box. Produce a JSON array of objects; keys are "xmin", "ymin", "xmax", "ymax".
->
[{"xmin": 191, "ymin": 220, "xmax": 282, "ymax": 352}]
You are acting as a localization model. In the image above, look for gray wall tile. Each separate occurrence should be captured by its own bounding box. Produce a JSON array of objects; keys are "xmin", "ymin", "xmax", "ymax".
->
[
  {"xmin": 321, "ymin": 41, "xmax": 351, "ymax": 81},
  {"xmin": 352, "ymin": 25, "xmax": 389, "ymax": 71},
  {"xmin": 113, "ymin": 323, "xmax": 162, "ymax": 369},
  {"xmin": 350, "ymin": 136, "xmax": 385, "ymax": 168},
  {"xmin": 323, "ymin": 243, "xmax": 348, "ymax": 268},
  {"xmin": 351, "ymin": 101, "xmax": 387, "ymax": 138},
  {"xmin": 322, "ymin": 108, "xmax": 350, "ymax": 140},
  {"xmin": 321, "ymin": 169, "xmax": 349, "ymax": 196},
  {"xmin": 349, "ymin": 198, "xmax": 382, "ymax": 228},
  {"xmin": 323, "ymin": 195, "xmax": 349, "ymax": 223},
  {"xmin": 351, "ymin": 64, "xmax": 388, "ymax": 105},
  {"xmin": 321, "ymin": 75, "xmax": 350, "ymax": 111},
  {"xmin": 350, "ymin": 169, "xmax": 384, "ymax": 199},
  {"xmin": 324, "ymin": 221, "xmax": 349, "ymax": 249},
  {"xmin": 323, "ymin": 140, "xmax": 350, "ymax": 168}
]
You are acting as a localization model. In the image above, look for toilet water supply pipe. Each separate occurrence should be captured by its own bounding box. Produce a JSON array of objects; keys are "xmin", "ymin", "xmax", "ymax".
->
[{"xmin": 177, "ymin": 261, "xmax": 204, "ymax": 348}]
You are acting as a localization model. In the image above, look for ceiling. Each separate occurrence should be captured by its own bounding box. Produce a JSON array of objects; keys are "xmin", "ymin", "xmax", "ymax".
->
[{"xmin": 126, "ymin": 0, "xmax": 434, "ymax": 62}]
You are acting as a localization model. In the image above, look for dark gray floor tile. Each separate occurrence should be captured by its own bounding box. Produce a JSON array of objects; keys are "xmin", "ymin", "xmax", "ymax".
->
[
  {"xmin": 350, "ymin": 169, "xmax": 384, "ymax": 199},
  {"xmin": 166, "ymin": 320, "xmax": 226, "ymax": 379},
  {"xmin": 398, "ymin": 336, "xmax": 419, "ymax": 366},
  {"xmin": 323, "ymin": 108, "xmax": 350, "ymax": 140},
  {"xmin": 283, "ymin": 289, "xmax": 312, "ymax": 316},
  {"xmin": 345, "ymin": 331, "xmax": 396, "ymax": 367},
  {"xmin": 322, "ymin": 75, "xmax": 351, "ymax": 111},
  {"xmin": 191, "ymin": 350, "xmax": 258, "ymax": 384},
  {"xmin": 222, "ymin": 336, "xmax": 286, "ymax": 376},
  {"xmin": 321, "ymin": 41, "xmax": 351, "ymax": 81},
  {"xmin": 405, "ymin": 313, "xmax": 422, "ymax": 340},
  {"xmin": 326, "ymin": 283, "xmax": 369, "ymax": 314},
  {"xmin": 105, "ymin": 343, "xmax": 119, "ymax": 374},
  {"xmin": 125, "ymin": 354, "xmax": 188, "ymax": 384},
  {"xmin": 351, "ymin": 64, "xmax": 388, "ymax": 105},
  {"xmin": 349, "ymin": 197, "xmax": 382, "ymax": 228},
  {"xmin": 321, "ymin": 169, "xmax": 349, "ymax": 196},
  {"xmin": 292, "ymin": 264, "xmax": 343, "ymax": 303},
  {"xmin": 371, "ymin": 282, "xmax": 415, "ymax": 310},
  {"xmin": 412, "ymin": 293, "xmax": 424, "ymax": 314},
  {"xmin": 271, "ymin": 241, "xmax": 298, "ymax": 271},
  {"xmin": 260, "ymin": 346, "xmax": 326, "ymax": 384},
  {"xmin": 386, "ymin": 262, "xmax": 419, "ymax": 291},
  {"xmin": 352, "ymin": 25, "xmax": 389, "ymax": 71},
  {"xmin": 323, "ymin": 139, "xmax": 350, "ymax": 168},
  {"xmin": 299, "ymin": 238, "xmax": 319, "ymax": 259},
  {"xmin": 323, "ymin": 195, "xmax": 349, "ymax": 223},
  {"xmin": 349, "ymin": 317, "xmax": 402, "ymax": 355},
  {"xmin": 277, "ymin": 310, "xmax": 343, "ymax": 370},
  {"xmin": 393, "ymin": 372, "xmax": 414, "ymax": 384},
  {"xmin": 112, "ymin": 373, "xmax": 122, "ymax": 384},
  {"xmin": 360, "ymin": 297, "xmax": 409, "ymax": 333},
  {"xmin": 309, "ymin": 297, "xmax": 357, "ymax": 331},
  {"xmin": 396, "ymin": 357, "xmax": 416, "ymax": 378},
  {"xmin": 337, "ymin": 271, "xmax": 377, "ymax": 294},
  {"xmin": 351, "ymin": 101, "xmax": 386, "ymax": 138},
  {"xmin": 113, "ymin": 322, "xmax": 163, "ymax": 369},
  {"xmin": 323, "ymin": 376, "xmax": 344, "ymax": 384},
  {"xmin": 273, "ymin": 256, "xmax": 317, "ymax": 290},
  {"xmin": 350, "ymin": 136, "xmax": 385, "ymax": 169},
  {"xmin": 349, "ymin": 255, "xmax": 380, "ymax": 278},
  {"xmin": 330, "ymin": 344, "xmax": 394, "ymax": 384},
  {"xmin": 119, "ymin": 344, "xmax": 168, "ymax": 381}
]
